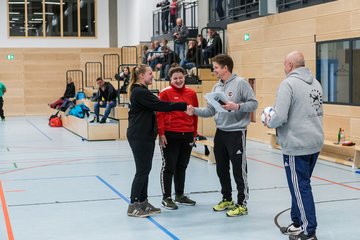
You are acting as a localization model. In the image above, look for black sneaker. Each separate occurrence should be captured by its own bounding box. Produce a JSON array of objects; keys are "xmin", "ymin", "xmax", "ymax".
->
[
  {"xmin": 127, "ymin": 202, "xmax": 151, "ymax": 218},
  {"xmin": 289, "ymin": 232, "xmax": 317, "ymax": 240},
  {"xmin": 90, "ymin": 117, "xmax": 99, "ymax": 123},
  {"xmin": 99, "ymin": 118, "xmax": 106, "ymax": 124},
  {"xmin": 140, "ymin": 199, "xmax": 161, "ymax": 214},
  {"xmin": 161, "ymin": 197, "xmax": 178, "ymax": 210},
  {"xmin": 175, "ymin": 194, "xmax": 196, "ymax": 206},
  {"xmin": 280, "ymin": 223, "xmax": 303, "ymax": 235}
]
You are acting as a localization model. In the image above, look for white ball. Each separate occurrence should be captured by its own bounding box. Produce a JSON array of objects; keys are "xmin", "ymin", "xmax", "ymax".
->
[{"xmin": 261, "ymin": 106, "xmax": 273, "ymax": 125}]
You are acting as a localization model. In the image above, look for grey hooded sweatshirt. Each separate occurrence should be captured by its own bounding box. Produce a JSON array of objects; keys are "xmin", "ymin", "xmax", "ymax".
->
[
  {"xmin": 194, "ymin": 74, "xmax": 258, "ymax": 131},
  {"xmin": 268, "ymin": 67, "xmax": 324, "ymax": 156}
]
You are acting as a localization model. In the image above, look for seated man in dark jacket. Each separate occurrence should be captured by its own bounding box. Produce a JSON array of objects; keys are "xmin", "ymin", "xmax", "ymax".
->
[
  {"xmin": 91, "ymin": 77, "xmax": 117, "ymax": 123},
  {"xmin": 203, "ymin": 29, "xmax": 222, "ymax": 64}
]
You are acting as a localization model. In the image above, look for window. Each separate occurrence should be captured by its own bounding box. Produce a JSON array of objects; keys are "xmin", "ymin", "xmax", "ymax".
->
[
  {"xmin": 7, "ymin": 0, "xmax": 96, "ymax": 37},
  {"xmin": 316, "ymin": 39, "xmax": 360, "ymax": 106},
  {"xmin": 8, "ymin": 0, "xmax": 26, "ymax": 36}
]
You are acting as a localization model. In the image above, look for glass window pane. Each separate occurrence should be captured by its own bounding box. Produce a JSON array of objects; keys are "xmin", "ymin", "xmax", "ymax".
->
[
  {"xmin": 8, "ymin": 0, "xmax": 26, "ymax": 37},
  {"xmin": 63, "ymin": 0, "xmax": 78, "ymax": 36},
  {"xmin": 27, "ymin": 0, "xmax": 44, "ymax": 37},
  {"xmin": 317, "ymin": 41, "xmax": 350, "ymax": 104},
  {"xmin": 80, "ymin": 0, "xmax": 95, "ymax": 37},
  {"xmin": 44, "ymin": 0, "xmax": 61, "ymax": 37},
  {"xmin": 353, "ymin": 40, "xmax": 360, "ymax": 105}
]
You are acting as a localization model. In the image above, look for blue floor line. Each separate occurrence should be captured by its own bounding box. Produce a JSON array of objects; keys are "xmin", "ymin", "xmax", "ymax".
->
[
  {"xmin": 96, "ymin": 176, "xmax": 180, "ymax": 240},
  {"xmin": 26, "ymin": 120, "xmax": 52, "ymax": 141}
]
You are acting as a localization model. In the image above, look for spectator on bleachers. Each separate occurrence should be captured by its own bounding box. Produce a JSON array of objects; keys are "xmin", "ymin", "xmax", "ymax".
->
[
  {"xmin": 91, "ymin": 77, "xmax": 117, "ymax": 124},
  {"xmin": 216, "ymin": 0, "xmax": 225, "ymax": 19},
  {"xmin": 171, "ymin": 18, "xmax": 188, "ymax": 61},
  {"xmin": 49, "ymin": 77, "xmax": 76, "ymax": 109},
  {"xmin": 142, "ymin": 45, "xmax": 149, "ymax": 64},
  {"xmin": 203, "ymin": 29, "xmax": 222, "ymax": 64},
  {"xmin": 170, "ymin": 0, "xmax": 177, "ymax": 29},
  {"xmin": 148, "ymin": 41, "xmax": 162, "ymax": 70},
  {"xmin": 180, "ymin": 40, "xmax": 202, "ymax": 71},
  {"xmin": 197, "ymin": 34, "xmax": 207, "ymax": 50},
  {"xmin": 156, "ymin": 0, "xmax": 170, "ymax": 34},
  {"xmin": 118, "ymin": 67, "xmax": 131, "ymax": 94},
  {"xmin": 156, "ymin": 46, "xmax": 180, "ymax": 80}
]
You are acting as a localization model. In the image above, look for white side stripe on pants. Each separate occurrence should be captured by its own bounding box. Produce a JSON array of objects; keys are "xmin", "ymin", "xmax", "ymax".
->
[{"xmin": 289, "ymin": 155, "xmax": 309, "ymax": 235}]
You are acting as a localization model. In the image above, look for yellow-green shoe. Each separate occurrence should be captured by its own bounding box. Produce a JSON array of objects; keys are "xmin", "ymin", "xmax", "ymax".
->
[
  {"xmin": 226, "ymin": 204, "xmax": 248, "ymax": 217},
  {"xmin": 213, "ymin": 199, "xmax": 235, "ymax": 211}
]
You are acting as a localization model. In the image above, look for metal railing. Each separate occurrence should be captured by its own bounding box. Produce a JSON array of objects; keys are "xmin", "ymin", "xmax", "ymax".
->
[
  {"xmin": 153, "ymin": 0, "xmax": 198, "ymax": 36},
  {"xmin": 85, "ymin": 62, "xmax": 102, "ymax": 88},
  {"xmin": 103, "ymin": 54, "xmax": 120, "ymax": 81}
]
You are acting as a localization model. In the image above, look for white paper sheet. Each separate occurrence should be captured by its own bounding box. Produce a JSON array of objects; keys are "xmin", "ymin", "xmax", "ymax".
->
[{"xmin": 205, "ymin": 92, "xmax": 229, "ymax": 112}]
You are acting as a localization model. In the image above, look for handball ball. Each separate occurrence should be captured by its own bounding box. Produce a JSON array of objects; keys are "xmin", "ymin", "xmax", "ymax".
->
[{"xmin": 261, "ymin": 106, "xmax": 273, "ymax": 125}]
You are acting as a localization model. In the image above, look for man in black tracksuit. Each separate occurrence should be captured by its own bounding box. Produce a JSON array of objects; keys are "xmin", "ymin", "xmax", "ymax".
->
[
  {"xmin": 190, "ymin": 54, "xmax": 258, "ymax": 217},
  {"xmin": 127, "ymin": 65, "xmax": 187, "ymax": 218}
]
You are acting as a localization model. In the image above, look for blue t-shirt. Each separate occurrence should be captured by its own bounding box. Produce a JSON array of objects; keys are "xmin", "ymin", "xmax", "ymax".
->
[{"xmin": 0, "ymin": 82, "xmax": 6, "ymax": 97}]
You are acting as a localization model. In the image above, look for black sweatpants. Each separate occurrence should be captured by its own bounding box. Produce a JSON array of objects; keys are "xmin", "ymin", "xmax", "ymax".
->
[
  {"xmin": 0, "ymin": 97, "xmax": 4, "ymax": 119},
  {"xmin": 160, "ymin": 131, "xmax": 193, "ymax": 199},
  {"xmin": 213, "ymin": 129, "xmax": 248, "ymax": 205},
  {"xmin": 128, "ymin": 139, "xmax": 155, "ymax": 203}
]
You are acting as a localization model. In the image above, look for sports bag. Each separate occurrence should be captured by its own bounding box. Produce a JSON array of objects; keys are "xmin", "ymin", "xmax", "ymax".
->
[{"xmin": 49, "ymin": 111, "xmax": 62, "ymax": 127}]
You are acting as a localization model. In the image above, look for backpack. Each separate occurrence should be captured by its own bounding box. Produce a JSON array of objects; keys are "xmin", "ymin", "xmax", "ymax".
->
[
  {"xmin": 49, "ymin": 111, "xmax": 62, "ymax": 127},
  {"xmin": 69, "ymin": 103, "xmax": 90, "ymax": 118},
  {"xmin": 185, "ymin": 75, "xmax": 200, "ymax": 85},
  {"xmin": 76, "ymin": 91, "xmax": 86, "ymax": 100}
]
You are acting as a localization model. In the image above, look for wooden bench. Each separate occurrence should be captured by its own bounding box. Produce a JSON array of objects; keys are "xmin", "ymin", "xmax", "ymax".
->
[
  {"xmin": 59, "ymin": 111, "xmax": 119, "ymax": 141},
  {"xmin": 191, "ymin": 139, "xmax": 216, "ymax": 164},
  {"xmin": 266, "ymin": 131, "xmax": 360, "ymax": 169}
]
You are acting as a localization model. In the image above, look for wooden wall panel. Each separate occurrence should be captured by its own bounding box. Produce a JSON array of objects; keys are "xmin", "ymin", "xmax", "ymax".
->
[
  {"xmin": 228, "ymin": 0, "xmax": 360, "ymax": 143},
  {"xmin": 0, "ymin": 48, "xmax": 126, "ymax": 116}
]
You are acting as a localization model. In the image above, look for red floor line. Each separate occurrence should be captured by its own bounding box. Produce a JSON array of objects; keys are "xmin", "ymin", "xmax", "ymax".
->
[
  {"xmin": 247, "ymin": 156, "xmax": 360, "ymax": 191},
  {"xmin": 0, "ymin": 159, "xmax": 84, "ymax": 175},
  {"xmin": 0, "ymin": 180, "xmax": 14, "ymax": 240}
]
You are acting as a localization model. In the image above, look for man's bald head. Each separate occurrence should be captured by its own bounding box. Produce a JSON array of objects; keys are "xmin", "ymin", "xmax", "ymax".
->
[{"xmin": 284, "ymin": 51, "xmax": 305, "ymax": 75}]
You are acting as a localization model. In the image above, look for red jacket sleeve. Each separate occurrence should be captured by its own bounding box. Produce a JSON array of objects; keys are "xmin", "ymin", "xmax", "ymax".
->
[
  {"xmin": 157, "ymin": 90, "xmax": 168, "ymax": 136},
  {"xmin": 192, "ymin": 92, "xmax": 199, "ymax": 137}
]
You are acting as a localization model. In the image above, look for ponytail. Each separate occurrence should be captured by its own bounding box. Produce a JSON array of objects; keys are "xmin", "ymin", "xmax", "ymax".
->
[{"xmin": 127, "ymin": 64, "xmax": 149, "ymax": 98}]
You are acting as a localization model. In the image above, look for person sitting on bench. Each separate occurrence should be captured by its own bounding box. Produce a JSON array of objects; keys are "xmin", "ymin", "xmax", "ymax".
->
[{"xmin": 91, "ymin": 77, "xmax": 117, "ymax": 123}]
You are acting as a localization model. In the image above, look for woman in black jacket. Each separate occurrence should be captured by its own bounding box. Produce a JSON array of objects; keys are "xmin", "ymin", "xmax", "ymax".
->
[
  {"xmin": 49, "ymin": 77, "xmax": 76, "ymax": 109},
  {"xmin": 127, "ymin": 64, "xmax": 187, "ymax": 218}
]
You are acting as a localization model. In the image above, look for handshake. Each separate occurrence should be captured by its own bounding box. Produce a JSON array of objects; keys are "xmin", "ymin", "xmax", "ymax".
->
[{"xmin": 185, "ymin": 105, "xmax": 195, "ymax": 116}]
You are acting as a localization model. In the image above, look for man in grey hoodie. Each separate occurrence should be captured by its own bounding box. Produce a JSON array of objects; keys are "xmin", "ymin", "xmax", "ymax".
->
[
  {"xmin": 188, "ymin": 54, "xmax": 258, "ymax": 217},
  {"xmin": 266, "ymin": 51, "xmax": 323, "ymax": 240}
]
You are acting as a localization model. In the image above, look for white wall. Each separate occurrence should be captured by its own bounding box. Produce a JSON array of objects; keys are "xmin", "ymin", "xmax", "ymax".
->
[
  {"xmin": 0, "ymin": 0, "xmax": 110, "ymax": 48},
  {"xmin": 118, "ymin": 0, "xmax": 159, "ymax": 47}
]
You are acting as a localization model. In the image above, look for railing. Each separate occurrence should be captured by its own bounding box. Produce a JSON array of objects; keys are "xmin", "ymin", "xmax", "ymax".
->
[
  {"xmin": 153, "ymin": 0, "xmax": 198, "ymax": 36},
  {"xmin": 209, "ymin": 0, "xmax": 335, "ymax": 23},
  {"xmin": 121, "ymin": 46, "xmax": 138, "ymax": 65},
  {"xmin": 85, "ymin": 62, "xmax": 102, "ymax": 88},
  {"xmin": 103, "ymin": 54, "xmax": 120, "ymax": 81}
]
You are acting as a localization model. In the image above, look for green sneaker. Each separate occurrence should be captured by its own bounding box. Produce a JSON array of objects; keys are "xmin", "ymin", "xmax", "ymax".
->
[
  {"xmin": 226, "ymin": 204, "xmax": 248, "ymax": 217},
  {"xmin": 140, "ymin": 199, "xmax": 161, "ymax": 214},
  {"xmin": 213, "ymin": 199, "xmax": 235, "ymax": 211},
  {"xmin": 175, "ymin": 195, "xmax": 196, "ymax": 206},
  {"xmin": 161, "ymin": 197, "xmax": 178, "ymax": 210}
]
